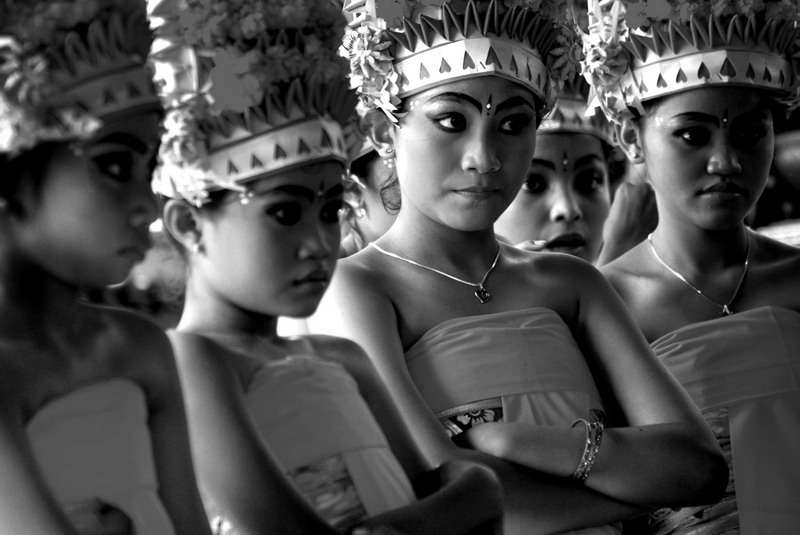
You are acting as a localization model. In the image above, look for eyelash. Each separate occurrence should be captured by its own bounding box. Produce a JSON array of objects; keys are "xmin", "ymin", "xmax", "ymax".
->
[
  {"xmin": 265, "ymin": 200, "xmax": 344, "ymax": 226},
  {"xmin": 431, "ymin": 111, "xmax": 534, "ymax": 135}
]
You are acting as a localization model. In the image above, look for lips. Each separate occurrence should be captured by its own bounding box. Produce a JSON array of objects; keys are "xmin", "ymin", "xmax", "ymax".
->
[
  {"xmin": 294, "ymin": 269, "xmax": 329, "ymax": 286},
  {"xmin": 701, "ymin": 182, "xmax": 746, "ymax": 195},
  {"xmin": 546, "ymin": 232, "xmax": 586, "ymax": 249}
]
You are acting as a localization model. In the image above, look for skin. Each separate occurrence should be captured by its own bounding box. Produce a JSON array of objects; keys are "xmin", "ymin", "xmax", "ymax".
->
[
  {"xmin": 309, "ymin": 77, "xmax": 728, "ymax": 534},
  {"xmin": 604, "ymin": 86, "xmax": 800, "ymax": 342},
  {"xmin": 494, "ymin": 133, "xmax": 612, "ymax": 262},
  {"xmin": 0, "ymin": 112, "xmax": 212, "ymax": 535},
  {"xmin": 164, "ymin": 161, "xmax": 502, "ymax": 535}
]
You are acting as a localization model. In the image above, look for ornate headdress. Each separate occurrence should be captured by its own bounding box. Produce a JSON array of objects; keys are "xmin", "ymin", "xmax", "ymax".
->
[
  {"xmin": 0, "ymin": 0, "xmax": 160, "ymax": 156},
  {"xmin": 147, "ymin": 0, "xmax": 357, "ymax": 207},
  {"xmin": 539, "ymin": 74, "xmax": 613, "ymax": 141},
  {"xmin": 582, "ymin": 0, "xmax": 800, "ymax": 124},
  {"xmin": 339, "ymin": 0, "xmax": 582, "ymax": 123}
]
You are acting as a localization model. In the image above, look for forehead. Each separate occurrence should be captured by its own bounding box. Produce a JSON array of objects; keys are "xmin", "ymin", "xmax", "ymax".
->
[
  {"xmin": 410, "ymin": 76, "xmax": 537, "ymax": 106},
  {"xmin": 86, "ymin": 111, "xmax": 162, "ymax": 148},
  {"xmin": 246, "ymin": 160, "xmax": 345, "ymax": 196},
  {"xmin": 648, "ymin": 86, "xmax": 770, "ymax": 118},
  {"xmin": 535, "ymin": 133, "xmax": 605, "ymax": 161}
]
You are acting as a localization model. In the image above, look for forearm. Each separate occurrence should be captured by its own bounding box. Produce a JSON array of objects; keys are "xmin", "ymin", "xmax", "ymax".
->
[{"xmin": 358, "ymin": 461, "xmax": 502, "ymax": 535}]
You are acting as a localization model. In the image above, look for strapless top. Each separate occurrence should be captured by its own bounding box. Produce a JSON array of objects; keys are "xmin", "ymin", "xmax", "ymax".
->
[
  {"xmin": 27, "ymin": 379, "xmax": 176, "ymax": 535},
  {"xmin": 245, "ymin": 355, "xmax": 415, "ymax": 531},
  {"xmin": 406, "ymin": 308, "xmax": 617, "ymax": 535},
  {"xmin": 650, "ymin": 306, "xmax": 800, "ymax": 534}
]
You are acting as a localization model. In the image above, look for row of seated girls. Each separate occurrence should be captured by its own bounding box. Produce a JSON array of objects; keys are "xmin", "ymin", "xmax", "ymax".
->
[{"xmin": 0, "ymin": 2, "xmax": 795, "ymax": 535}]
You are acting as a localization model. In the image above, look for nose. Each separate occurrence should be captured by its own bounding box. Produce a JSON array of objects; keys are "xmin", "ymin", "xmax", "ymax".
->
[
  {"xmin": 706, "ymin": 135, "xmax": 742, "ymax": 176},
  {"xmin": 461, "ymin": 126, "xmax": 501, "ymax": 174},
  {"xmin": 297, "ymin": 221, "xmax": 337, "ymax": 261},
  {"xmin": 549, "ymin": 183, "xmax": 582, "ymax": 223},
  {"xmin": 129, "ymin": 181, "xmax": 159, "ymax": 228}
]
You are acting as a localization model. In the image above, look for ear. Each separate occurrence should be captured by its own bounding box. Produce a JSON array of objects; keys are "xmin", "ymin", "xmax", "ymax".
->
[
  {"xmin": 616, "ymin": 118, "xmax": 644, "ymax": 164},
  {"xmin": 361, "ymin": 109, "xmax": 396, "ymax": 159},
  {"xmin": 162, "ymin": 199, "xmax": 203, "ymax": 254}
]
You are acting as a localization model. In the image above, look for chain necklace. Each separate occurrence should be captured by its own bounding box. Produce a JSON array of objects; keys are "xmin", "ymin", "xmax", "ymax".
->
[
  {"xmin": 647, "ymin": 232, "xmax": 749, "ymax": 316},
  {"xmin": 370, "ymin": 242, "xmax": 501, "ymax": 304}
]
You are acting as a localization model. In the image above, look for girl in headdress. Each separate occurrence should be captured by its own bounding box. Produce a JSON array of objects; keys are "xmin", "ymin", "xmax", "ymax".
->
[
  {"xmin": 312, "ymin": 1, "xmax": 727, "ymax": 533},
  {"xmin": 147, "ymin": 0, "xmax": 503, "ymax": 532},
  {"xmin": 0, "ymin": 1, "xmax": 211, "ymax": 533},
  {"xmin": 585, "ymin": 0, "xmax": 800, "ymax": 532}
]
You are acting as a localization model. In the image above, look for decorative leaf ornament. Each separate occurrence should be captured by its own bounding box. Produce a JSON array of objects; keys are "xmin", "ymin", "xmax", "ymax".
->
[
  {"xmin": 0, "ymin": 0, "xmax": 158, "ymax": 155},
  {"xmin": 147, "ymin": 0, "xmax": 357, "ymax": 206},
  {"xmin": 581, "ymin": 0, "xmax": 800, "ymax": 124}
]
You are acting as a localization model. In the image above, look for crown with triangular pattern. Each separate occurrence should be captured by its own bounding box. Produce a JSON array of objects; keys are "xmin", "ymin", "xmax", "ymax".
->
[
  {"xmin": 582, "ymin": 0, "xmax": 800, "ymax": 124},
  {"xmin": 147, "ymin": 0, "xmax": 357, "ymax": 207},
  {"xmin": 0, "ymin": 0, "xmax": 159, "ymax": 156},
  {"xmin": 339, "ymin": 0, "xmax": 581, "ymax": 123},
  {"xmin": 539, "ymin": 74, "xmax": 612, "ymax": 141}
]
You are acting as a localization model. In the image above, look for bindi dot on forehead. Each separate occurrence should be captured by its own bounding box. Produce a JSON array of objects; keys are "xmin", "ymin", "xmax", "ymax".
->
[
  {"xmin": 722, "ymin": 108, "xmax": 729, "ymax": 127},
  {"xmin": 485, "ymin": 95, "xmax": 493, "ymax": 115}
]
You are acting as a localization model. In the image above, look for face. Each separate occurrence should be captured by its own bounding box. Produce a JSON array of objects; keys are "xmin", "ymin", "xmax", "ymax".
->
[
  {"xmin": 392, "ymin": 77, "xmax": 539, "ymax": 231},
  {"xmin": 494, "ymin": 133, "xmax": 611, "ymax": 262},
  {"xmin": 635, "ymin": 86, "xmax": 774, "ymax": 230},
  {"xmin": 15, "ymin": 112, "xmax": 160, "ymax": 287},
  {"xmin": 197, "ymin": 161, "xmax": 344, "ymax": 318}
]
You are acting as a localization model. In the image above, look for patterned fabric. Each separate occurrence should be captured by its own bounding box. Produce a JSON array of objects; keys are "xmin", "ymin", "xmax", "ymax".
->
[
  {"xmin": 649, "ymin": 307, "xmax": 800, "ymax": 534},
  {"xmin": 26, "ymin": 379, "xmax": 176, "ymax": 535}
]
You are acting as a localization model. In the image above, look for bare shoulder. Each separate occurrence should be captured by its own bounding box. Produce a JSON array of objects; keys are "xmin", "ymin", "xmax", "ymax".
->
[
  {"xmin": 298, "ymin": 334, "xmax": 374, "ymax": 379},
  {"xmin": 506, "ymin": 245, "xmax": 610, "ymax": 291},
  {"xmin": 598, "ymin": 242, "xmax": 653, "ymax": 297}
]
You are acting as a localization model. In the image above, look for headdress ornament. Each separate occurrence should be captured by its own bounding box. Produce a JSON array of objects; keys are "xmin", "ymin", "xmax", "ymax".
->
[
  {"xmin": 0, "ymin": 0, "xmax": 160, "ymax": 156},
  {"xmin": 147, "ymin": 0, "xmax": 357, "ymax": 207},
  {"xmin": 539, "ymin": 73, "xmax": 613, "ymax": 142},
  {"xmin": 339, "ymin": 0, "xmax": 583, "ymax": 123},
  {"xmin": 582, "ymin": 0, "xmax": 800, "ymax": 124}
]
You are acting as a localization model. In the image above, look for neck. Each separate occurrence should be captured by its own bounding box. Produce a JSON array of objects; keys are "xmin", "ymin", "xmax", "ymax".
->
[
  {"xmin": 384, "ymin": 207, "xmax": 500, "ymax": 270},
  {"xmin": 177, "ymin": 274, "xmax": 279, "ymax": 340},
  {"xmin": 649, "ymin": 217, "xmax": 749, "ymax": 274},
  {"xmin": 0, "ymin": 253, "xmax": 85, "ymax": 340}
]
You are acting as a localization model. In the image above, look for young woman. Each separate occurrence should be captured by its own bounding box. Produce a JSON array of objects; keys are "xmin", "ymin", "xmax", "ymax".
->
[
  {"xmin": 147, "ymin": 0, "xmax": 502, "ymax": 533},
  {"xmin": 0, "ymin": 2, "xmax": 211, "ymax": 534},
  {"xmin": 585, "ymin": 0, "xmax": 800, "ymax": 532},
  {"xmin": 311, "ymin": 1, "xmax": 727, "ymax": 533},
  {"xmin": 494, "ymin": 77, "xmax": 656, "ymax": 264}
]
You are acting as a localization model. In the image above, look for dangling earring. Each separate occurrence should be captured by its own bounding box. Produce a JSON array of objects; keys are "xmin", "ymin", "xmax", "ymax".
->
[
  {"xmin": 191, "ymin": 242, "xmax": 203, "ymax": 255},
  {"xmin": 384, "ymin": 157, "xmax": 395, "ymax": 169}
]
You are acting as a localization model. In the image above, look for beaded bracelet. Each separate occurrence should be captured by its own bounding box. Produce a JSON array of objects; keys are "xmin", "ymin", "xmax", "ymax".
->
[{"xmin": 571, "ymin": 418, "xmax": 604, "ymax": 481}]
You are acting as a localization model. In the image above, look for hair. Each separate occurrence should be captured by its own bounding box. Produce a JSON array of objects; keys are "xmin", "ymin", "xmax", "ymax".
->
[{"xmin": 0, "ymin": 142, "xmax": 60, "ymax": 210}]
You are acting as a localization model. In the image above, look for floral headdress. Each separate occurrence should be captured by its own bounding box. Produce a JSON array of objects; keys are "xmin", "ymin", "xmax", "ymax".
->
[
  {"xmin": 339, "ymin": 0, "xmax": 582, "ymax": 123},
  {"xmin": 0, "ymin": 0, "xmax": 160, "ymax": 156},
  {"xmin": 539, "ymin": 73, "xmax": 613, "ymax": 142},
  {"xmin": 582, "ymin": 0, "xmax": 800, "ymax": 124},
  {"xmin": 147, "ymin": 0, "xmax": 357, "ymax": 207}
]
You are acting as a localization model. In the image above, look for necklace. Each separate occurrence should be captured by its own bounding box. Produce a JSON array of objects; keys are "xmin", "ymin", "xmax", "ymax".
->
[
  {"xmin": 647, "ymin": 232, "xmax": 749, "ymax": 316},
  {"xmin": 370, "ymin": 242, "xmax": 501, "ymax": 304}
]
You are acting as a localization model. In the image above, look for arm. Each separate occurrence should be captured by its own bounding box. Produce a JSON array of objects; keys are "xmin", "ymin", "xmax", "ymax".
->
[
  {"xmin": 309, "ymin": 262, "xmax": 648, "ymax": 534},
  {"xmin": 318, "ymin": 337, "xmax": 503, "ymax": 535},
  {"xmin": 131, "ymin": 319, "xmax": 213, "ymax": 535},
  {"xmin": 168, "ymin": 332, "xmax": 336, "ymax": 535},
  {"xmin": 596, "ymin": 181, "xmax": 657, "ymax": 266},
  {"xmin": 457, "ymin": 260, "xmax": 727, "ymax": 507}
]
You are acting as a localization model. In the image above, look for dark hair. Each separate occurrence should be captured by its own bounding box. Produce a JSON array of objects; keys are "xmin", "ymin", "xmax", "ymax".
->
[{"xmin": 0, "ymin": 142, "xmax": 60, "ymax": 210}]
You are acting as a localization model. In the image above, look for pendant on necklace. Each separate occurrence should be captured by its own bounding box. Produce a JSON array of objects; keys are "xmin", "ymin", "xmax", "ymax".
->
[
  {"xmin": 475, "ymin": 286, "xmax": 491, "ymax": 304},
  {"xmin": 721, "ymin": 305, "xmax": 732, "ymax": 316}
]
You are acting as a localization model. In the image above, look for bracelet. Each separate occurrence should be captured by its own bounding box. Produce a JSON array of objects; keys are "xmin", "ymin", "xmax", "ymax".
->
[{"xmin": 570, "ymin": 418, "xmax": 604, "ymax": 481}]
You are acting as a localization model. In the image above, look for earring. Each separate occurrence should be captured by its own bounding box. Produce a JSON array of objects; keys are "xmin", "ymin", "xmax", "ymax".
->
[
  {"xmin": 191, "ymin": 242, "xmax": 202, "ymax": 255},
  {"xmin": 385, "ymin": 147, "xmax": 393, "ymax": 154},
  {"xmin": 384, "ymin": 157, "xmax": 395, "ymax": 169}
]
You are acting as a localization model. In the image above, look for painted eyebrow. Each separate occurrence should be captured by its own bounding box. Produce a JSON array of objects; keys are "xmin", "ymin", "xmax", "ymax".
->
[
  {"xmin": 671, "ymin": 112, "xmax": 720, "ymax": 126},
  {"xmin": 531, "ymin": 158, "xmax": 556, "ymax": 171},
  {"xmin": 88, "ymin": 132, "xmax": 148, "ymax": 154},
  {"xmin": 427, "ymin": 92, "xmax": 534, "ymax": 114},
  {"xmin": 574, "ymin": 154, "xmax": 604, "ymax": 169}
]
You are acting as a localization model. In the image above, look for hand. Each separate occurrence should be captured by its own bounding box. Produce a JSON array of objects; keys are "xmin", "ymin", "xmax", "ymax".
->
[{"xmin": 598, "ymin": 181, "xmax": 658, "ymax": 265}]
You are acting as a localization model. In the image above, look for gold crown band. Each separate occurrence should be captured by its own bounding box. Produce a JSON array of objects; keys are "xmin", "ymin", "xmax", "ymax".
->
[
  {"xmin": 155, "ymin": 116, "xmax": 348, "ymax": 205},
  {"xmin": 628, "ymin": 48, "xmax": 793, "ymax": 105},
  {"xmin": 394, "ymin": 37, "xmax": 549, "ymax": 104}
]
